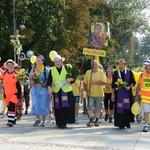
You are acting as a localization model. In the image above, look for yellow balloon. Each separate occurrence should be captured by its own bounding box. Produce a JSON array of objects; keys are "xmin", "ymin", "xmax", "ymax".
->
[
  {"xmin": 49, "ymin": 51, "xmax": 58, "ymax": 61},
  {"xmin": 131, "ymin": 102, "xmax": 141, "ymax": 115},
  {"xmin": 30, "ymin": 55, "xmax": 37, "ymax": 64}
]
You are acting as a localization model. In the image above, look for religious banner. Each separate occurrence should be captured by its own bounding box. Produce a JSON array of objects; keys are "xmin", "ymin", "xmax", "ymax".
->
[
  {"xmin": 83, "ymin": 22, "xmax": 110, "ymax": 62},
  {"xmin": 88, "ymin": 22, "xmax": 110, "ymax": 49}
]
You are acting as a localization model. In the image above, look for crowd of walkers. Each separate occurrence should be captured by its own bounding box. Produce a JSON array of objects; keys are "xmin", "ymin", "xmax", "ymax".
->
[{"xmin": 0, "ymin": 55, "xmax": 150, "ymax": 132}]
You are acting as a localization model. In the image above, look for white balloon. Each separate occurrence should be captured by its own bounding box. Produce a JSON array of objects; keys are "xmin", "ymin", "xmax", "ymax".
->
[
  {"xmin": 27, "ymin": 50, "xmax": 34, "ymax": 58},
  {"xmin": 20, "ymin": 24, "xmax": 26, "ymax": 30}
]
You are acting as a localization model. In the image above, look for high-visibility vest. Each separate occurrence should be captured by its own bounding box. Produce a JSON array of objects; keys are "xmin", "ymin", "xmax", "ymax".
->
[
  {"xmin": 140, "ymin": 71, "xmax": 150, "ymax": 104},
  {"xmin": 51, "ymin": 66, "xmax": 72, "ymax": 93}
]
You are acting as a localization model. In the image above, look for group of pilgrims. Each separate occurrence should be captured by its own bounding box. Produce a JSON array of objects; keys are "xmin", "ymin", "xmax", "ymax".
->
[{"xmin": 0, "ymin": 54, "xmax": 150, "ymax": 132}]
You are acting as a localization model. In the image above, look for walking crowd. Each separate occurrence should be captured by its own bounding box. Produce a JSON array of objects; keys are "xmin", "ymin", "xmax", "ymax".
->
[{"xmin": 0, "ymin": 54, "xmax": 150, "ymax": 132}]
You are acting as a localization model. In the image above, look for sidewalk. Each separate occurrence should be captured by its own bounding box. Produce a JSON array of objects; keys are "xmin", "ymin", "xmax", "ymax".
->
[{"xmin": 0, "ymin": 112, "xmax": 150, "ymax": 150}]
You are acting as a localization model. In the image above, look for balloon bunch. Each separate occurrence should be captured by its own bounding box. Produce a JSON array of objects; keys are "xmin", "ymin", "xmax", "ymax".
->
[
  {"xmin": 26, "ymin": 50, "xmax": 37, "ymax": 64},
  {"xmin": 29, "ymin": 50, "xmax": 58, "ymax": 64}
]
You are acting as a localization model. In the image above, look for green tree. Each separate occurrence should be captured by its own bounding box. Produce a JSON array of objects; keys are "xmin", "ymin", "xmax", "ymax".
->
[
  {"xmin": 0, "ymin": 0, "xmax": 14, "ymax": 62},
  {"xmin": 0, "ymin": 0, "xmax": 67, "ymax": 65},
  {"xmin": 91, "ymin": 0, "xmax": 150, "ymax": 65},
  {"xmin": 140, "ymin": 34, "xmax": 150, "ymax": 60},
  {"xmin": 62, "ymin": 0, "xmax": 105, "ymax": 62}
]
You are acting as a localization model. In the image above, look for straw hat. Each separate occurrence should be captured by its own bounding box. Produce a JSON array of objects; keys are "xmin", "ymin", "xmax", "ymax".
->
[
  {"xmin": 4, "ymin": 59, "xmax": 16, "ymax": 67},
  {"xmin": 53, "ymin": 55, "xmax": 65, "ymax": 62}
]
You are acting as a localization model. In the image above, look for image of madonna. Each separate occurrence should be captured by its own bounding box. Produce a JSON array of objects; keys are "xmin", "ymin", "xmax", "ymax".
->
[{"xmin": 88, "ymin": 23, "xmax": 106, "ymax": 49}]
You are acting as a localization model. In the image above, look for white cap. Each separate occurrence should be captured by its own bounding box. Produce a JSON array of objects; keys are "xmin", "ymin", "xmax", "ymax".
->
[{"xmin": 144, "ymin": 60, "xmax": 150, "ymax": 65}]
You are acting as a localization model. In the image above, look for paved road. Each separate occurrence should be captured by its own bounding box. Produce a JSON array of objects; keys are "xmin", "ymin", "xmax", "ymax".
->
[{"xmin": 0, "ymin": 112, "xmax": 150, "ymax": 150}]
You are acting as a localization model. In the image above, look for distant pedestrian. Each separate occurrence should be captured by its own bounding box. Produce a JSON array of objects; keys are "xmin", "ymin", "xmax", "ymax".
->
[
  {"xmin": 71, "ymin": 77, "xmax": 82, "ymax": 124},
  {"xmin": 0, "ymin": 67, "xmax": 6, "ymax": 117},
  {"xmin": 24, "ymin": 77, "xmax": 30, "ymax": 115},
  {"xmin": 103, "ymin": 66, "xmax": 114, "ymax": 123}
]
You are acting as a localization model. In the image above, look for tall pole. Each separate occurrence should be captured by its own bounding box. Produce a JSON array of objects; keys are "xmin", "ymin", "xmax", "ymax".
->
[{"xmin": 13, "ymin": 0, "xmax": 17, "ymax": 62}]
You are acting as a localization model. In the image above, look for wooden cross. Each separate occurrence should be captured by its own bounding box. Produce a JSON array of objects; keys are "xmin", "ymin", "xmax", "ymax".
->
[{"xmin": 10, "ymin": 29, "xmax": 25, "ymax": 65}]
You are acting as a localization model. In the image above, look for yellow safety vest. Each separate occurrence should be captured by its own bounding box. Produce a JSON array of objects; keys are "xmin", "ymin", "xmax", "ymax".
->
[{"xmin": 51, "ymin": 66, "xmax": 72, "ymax": 93}]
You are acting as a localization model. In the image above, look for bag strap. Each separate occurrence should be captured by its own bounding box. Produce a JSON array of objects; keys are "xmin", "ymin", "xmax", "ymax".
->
[{"xmin": 88, "ymin": 70, "xmax": 93, "ymax": 92}]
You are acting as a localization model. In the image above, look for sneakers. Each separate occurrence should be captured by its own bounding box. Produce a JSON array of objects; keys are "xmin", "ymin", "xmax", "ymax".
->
[
  {"xmin": 59, "ymin": 124, "xmax": 66, "ymax": 129},
  {"xmin": 109, "ymin": 117, "xmax": 113, "ymax": 123},
  {"xmin": 51, "ymin": 117, "xmax": 55, "ymax": 123},
  {"xmin": 137, "ymin": 119, "xmax": 141, "ymax": 123},
  {"xmin": 7, "ymin": 122, "xmax": 13, "ymax": 127},
  {"xmin": 87, "ymin": 121, "xmax": 100, "ymax": 127},
  {"xmin": 33, "ymin": 120, "xmax": 41, "ymax": 127},
  {"xmin": 143, "ymin": 126, "xmax": 149, "ymax": 132},
  {"xmin": 14, "ymin": 119, "xmax": 16, "ymax": 125},
  {"xmin": 99, "ymin": 119, "xmax": 103, "ymax": 123},
  {"xmin": 87, "ymin": 121, "xmax": 94, "ymax": 127},
  {"xmin": 40, "ymin": 122, "xmax": 45, "ymax": 127},
  {"xmin": 24, "ymin": 111, "xmax": 28, "ymax": 115},
  {"xmin": 46, "ymin": 115, "xmax": 55, "ymax": 123},
  {"xmin": 94, "ymin": 121, "xmax": 99, "ymax": 127},
  {"xmin": 126, "ymin": 124, "xmax": 131, "ymax": 129},
  {"xmin": 75, "ymin": 118, "xmax": 79, "ymax": 124},
  {"xmin": 105, "ymin": 114, "xmax": 109, "ymax": 121}
]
